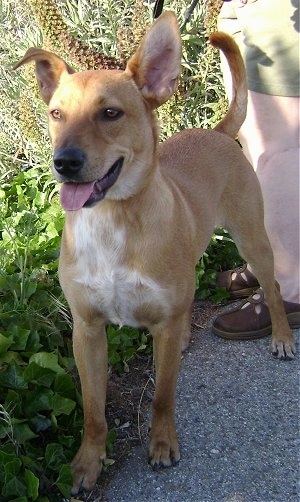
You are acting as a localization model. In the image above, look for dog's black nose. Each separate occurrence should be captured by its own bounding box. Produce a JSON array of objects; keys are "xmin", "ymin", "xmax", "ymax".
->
[{"xmin": 53, "ymin": 148, "xmax": 86, "ymax": 176}]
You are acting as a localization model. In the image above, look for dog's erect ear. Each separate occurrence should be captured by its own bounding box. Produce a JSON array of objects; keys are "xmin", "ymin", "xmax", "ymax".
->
[
  {"xmin": 13, "ymin": 48, "xmax": 74, "ymax": 104},
  {"xmin": 125, "ymin": 11, "xmax": 182, "ymax": 109}
]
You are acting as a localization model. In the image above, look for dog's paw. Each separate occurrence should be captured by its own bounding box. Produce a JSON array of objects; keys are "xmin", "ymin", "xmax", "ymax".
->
[
  {"xmin": 148, "ymin": 425, "xmax": 180, "ymax": 469},
  {"xmin": 71, "ymin": 444, "xmax": 106, "ymax": 495},
  {"xmin": 271, "ymin": 333, "xmax": 296, "ymax": 360}
]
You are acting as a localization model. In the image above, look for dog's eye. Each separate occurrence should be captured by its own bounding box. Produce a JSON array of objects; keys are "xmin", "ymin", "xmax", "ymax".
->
[
  {"xmin": 103, "ymin": 108, "xmax": 123, "ymax": 120},
  {"xmin": 50, "ymin": 109, "xmax": 62, "ymax": 120}
]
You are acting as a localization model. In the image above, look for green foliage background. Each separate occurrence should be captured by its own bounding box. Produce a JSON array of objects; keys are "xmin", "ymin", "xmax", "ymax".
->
[{"xmin": 0, "ymin": 0, "xmax": 242, "ymax": 499}]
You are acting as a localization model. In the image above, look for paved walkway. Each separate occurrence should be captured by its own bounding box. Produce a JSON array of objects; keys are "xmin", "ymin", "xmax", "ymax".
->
[{"xmin": 104, "ymin": 318, "xmax": 299, "ymax": 502}]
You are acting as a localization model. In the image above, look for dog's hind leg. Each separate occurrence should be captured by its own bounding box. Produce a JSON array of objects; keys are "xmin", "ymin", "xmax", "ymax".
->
[
  {"xmin": 180, "ymin": 302, "xmax": 193, "ymax": 352},
  {"xmin": 227, "ymin": 213, "xmax": 296, "ymax": 359},
  {"xmin": 149, "ymin": 314, "xmax": 189, "ymax": 468},
  {"xmin": 71, "ymin": 316, "xmax": 108, "ymax": 494}
]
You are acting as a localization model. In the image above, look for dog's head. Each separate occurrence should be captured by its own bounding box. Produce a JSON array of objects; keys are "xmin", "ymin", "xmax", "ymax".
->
[{"xmin": 13, "ymin": 12, "xmax": 181, "ymax": 210}]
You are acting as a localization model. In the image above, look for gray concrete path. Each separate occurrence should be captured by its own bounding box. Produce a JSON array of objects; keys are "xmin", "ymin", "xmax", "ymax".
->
[{"xmin": 104, "ymin": 323, "xmax": 299, "ymax": 502}]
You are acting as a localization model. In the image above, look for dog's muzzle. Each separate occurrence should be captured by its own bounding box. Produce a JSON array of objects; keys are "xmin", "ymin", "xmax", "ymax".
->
[
  {"xmin": 58, "ymin": 156, "xmax": 124, "ymax": 211},
  {"xmin": 53, "ymin": 147, "xmax": 86, "ymax": 179}
]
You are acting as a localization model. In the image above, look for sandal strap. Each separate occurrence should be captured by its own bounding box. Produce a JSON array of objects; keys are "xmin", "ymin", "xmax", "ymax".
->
[
  {"xmin": 216, "ymin": 264, "xmax": 259, "ymax": 291},
  {"xmin": 240, "ymin": 288, "xmax": 265, "ymax": 306}
]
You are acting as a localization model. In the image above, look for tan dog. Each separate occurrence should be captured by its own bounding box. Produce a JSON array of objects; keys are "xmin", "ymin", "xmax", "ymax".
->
[{"xmin": 14, "ymin": 12, "xmax": 295, "ymax": 494}]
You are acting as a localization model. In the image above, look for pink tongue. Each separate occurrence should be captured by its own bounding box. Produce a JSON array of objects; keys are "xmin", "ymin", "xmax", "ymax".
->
[{"xmin": 60, "ymin": 181, "xmax": 95, "ymax": 211}]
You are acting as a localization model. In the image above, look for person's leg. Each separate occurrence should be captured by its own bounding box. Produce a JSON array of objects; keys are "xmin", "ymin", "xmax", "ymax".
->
[
  {"xmin": 238, "ymin": 92, "xmax": 300, "ymax": 303},
  {"xmin": 216, "ymin": 91, "xmax": 300, "ymax": 304},
  {"xmin": 213, "ymin": 91, "xmax": 300, "ymax": 339},
  {"xmin": 214, "ymin": 0, "xmax": 300, "ymax": 338}
]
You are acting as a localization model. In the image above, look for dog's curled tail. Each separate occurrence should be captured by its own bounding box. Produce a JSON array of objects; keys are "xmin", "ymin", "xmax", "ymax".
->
[{"xmin": 210, "ymin": 32, "xmax": 247, "ymax": 139}]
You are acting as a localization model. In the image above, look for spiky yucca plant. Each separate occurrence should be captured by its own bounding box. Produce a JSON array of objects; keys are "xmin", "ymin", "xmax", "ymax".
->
[
  {"xmin": 117, "ymin": 0, "xmax": 150, "ymax": 60},
  {"xmin": 27, "ymin": 0, "xmax": 125, "ymax": 70},
  {"xmin": 204, "ymin": 0, "xmax": 223, "ymax": 33}
]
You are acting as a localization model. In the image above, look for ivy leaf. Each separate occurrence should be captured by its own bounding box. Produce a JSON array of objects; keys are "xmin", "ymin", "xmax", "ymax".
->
[
  {"xmin": 2, "ymin": 476, "xmax": 26, "ymax": 498},
  {"xmin": 9, "ymin": 326, "xmax": 31, "ymax": 351},
  {"xmin": 24, "ymin": 469, "xmax": 39, "ymax": 500},
  {"xmin": 45, "ymin": 443, "xmax": 66, "ymax": 470},
  {"xmin": 0, "ymin": 456, "xmax": 26, "ymax": 499},
  {"xmin": 0, "ymin": 450, "xmax": 14, "ymax": 483},
  {"xmin": 54, "ymin": 372, "xmax": 76, "ymax": 399},
  {"xmin": 0, "ymin": 351, "xmax": 23, "ymax": 366},
  {"xmin": 29, "ymin": 352, "xmax": 65, "ymax": 375},
  {"xmin": 23, "ymin": 362, "xmax": 55, "ymax": 387},
  {"xmin": 0, "ymin": 361, "xmax": 28, "ymax": 390},
  {"xmin": 20, "ymin": 453, "xmax": 42, "ymax": 474},
  {"xmin": 12, "ymin": 420, "xmax": 38, "ymax": 444},
  {"xmin": 23, "ymin": 388, "xmax": 54, "ymax": 416},
  {"xmin": 3, "ymin": 455, "xmax": 22, "ymax": 478},
  {"xmin": 51, "ymin": 394, "xmax": 76, "ymax": 416},
  {"xmin": 0, "ymin": 332, "xmax": 13, "ymax": 353},
  {"xmin": 25, "ymin": 330, "xmax": 42, "ymax": 353},
  {"xmin": 55, "ymin": 464, "xmax": 72, "ymax": 498}
]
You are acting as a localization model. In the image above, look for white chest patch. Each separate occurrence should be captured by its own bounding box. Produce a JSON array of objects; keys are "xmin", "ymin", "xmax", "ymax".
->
[{"xmin": 72, "ymin": 210, "xmax": 169, "ymax": 327}]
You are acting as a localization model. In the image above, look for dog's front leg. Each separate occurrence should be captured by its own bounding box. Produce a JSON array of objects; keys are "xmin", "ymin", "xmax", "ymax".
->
[
  {"xmin": 149, "ymin": 316, "xmax": 184, "ymax": 468},
  {"xmin": 71, "ymin": 316, "xmax": 108, "ymax": 494}
]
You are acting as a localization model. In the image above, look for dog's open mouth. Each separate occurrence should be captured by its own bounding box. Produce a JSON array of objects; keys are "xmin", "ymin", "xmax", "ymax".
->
[{"xmin": 60, "ymin": 157, "xmax": 124, "ymax": 211}]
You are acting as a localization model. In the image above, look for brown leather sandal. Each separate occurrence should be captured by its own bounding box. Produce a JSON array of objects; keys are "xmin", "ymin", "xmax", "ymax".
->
[
  {"xmin": 212, "ymin": 288, "xmax": 300, "ymax": 340},
  {"xmin": 216, "ymin": 263, "xmax": 260, "ymax": 299}
]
